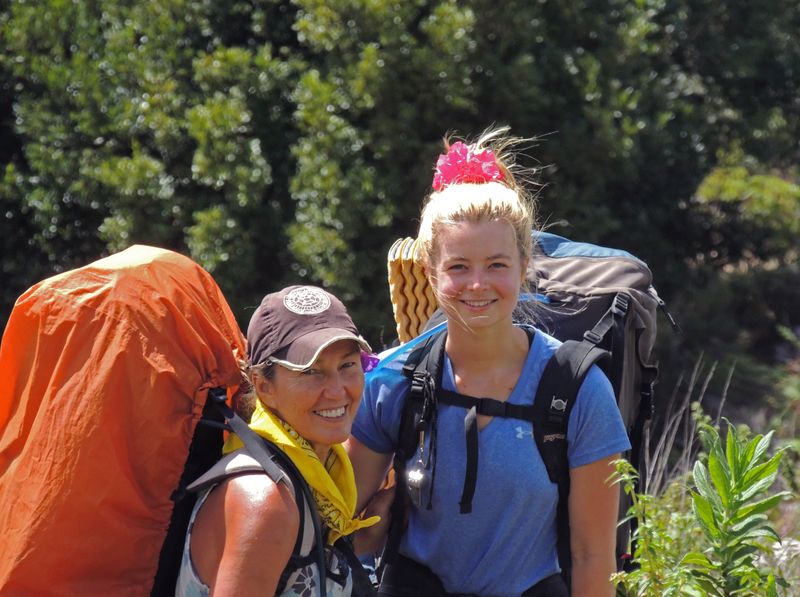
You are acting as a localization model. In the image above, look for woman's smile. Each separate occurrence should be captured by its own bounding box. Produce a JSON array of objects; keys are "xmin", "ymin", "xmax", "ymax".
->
[{"xmin": 314, "ymin": 406, "xmax": 347, "ymax": 419}]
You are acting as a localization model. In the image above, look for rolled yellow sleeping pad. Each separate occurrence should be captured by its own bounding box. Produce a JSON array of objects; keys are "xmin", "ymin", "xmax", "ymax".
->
[{"xmin": 387, "ymin": 237, "xmax": 438, "ymax": 343}]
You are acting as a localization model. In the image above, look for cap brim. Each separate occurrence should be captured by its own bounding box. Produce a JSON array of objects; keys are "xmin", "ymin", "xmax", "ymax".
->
[{"xmin": 269, "ymin": 328, "xmax": 371, "ymax": 371}]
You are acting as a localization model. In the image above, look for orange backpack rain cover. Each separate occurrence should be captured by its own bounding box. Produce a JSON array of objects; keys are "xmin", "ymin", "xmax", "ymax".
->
[{"xmin": 0, "ymin": 245, "xmax": 246, "ymax": 596}]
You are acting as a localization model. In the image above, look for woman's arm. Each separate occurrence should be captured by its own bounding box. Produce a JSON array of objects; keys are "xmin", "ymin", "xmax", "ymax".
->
[
  {"xmin": 191, "ymin": 473, "xmax": 299, "ymax": 596},
  {"xmin": 345, "ymin": 436, "xmax": 393, "ymax": 512},
  {"xmin": 568, "ymin": 454, "xmax": 620, "ymax": 597}
]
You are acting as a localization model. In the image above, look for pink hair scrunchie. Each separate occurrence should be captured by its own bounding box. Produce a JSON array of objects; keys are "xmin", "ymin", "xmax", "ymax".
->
[{"xmin": 431, "ymin": 141, "xmax": 505, "ymax": 191}]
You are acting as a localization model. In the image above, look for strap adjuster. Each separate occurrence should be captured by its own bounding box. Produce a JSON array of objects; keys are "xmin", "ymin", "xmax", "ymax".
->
[
  {"xmin": 583, "ymin": 329, "xmax": 603, "ymax": 344},
  {"xmin": 612, "ymin": 293, "xmax": 630, "ymax": 316},
  {"xmin": 545, "ymin": 395, "xmax": 568, "ymax": 426}
]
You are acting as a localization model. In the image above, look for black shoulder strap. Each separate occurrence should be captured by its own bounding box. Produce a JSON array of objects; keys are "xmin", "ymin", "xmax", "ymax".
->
[
  {"xmin": 533, "ymin": 339, "xmax": 610, "ymax": 586},
  {"xmin": 382, "ymin": 330, "xmax": 447, "ymax": 568},
  {"xmin": 153, "ymin": 388, "xmax": 226, "ymax": 596},
  {"xmin": 398, "ymin": 330, "xmax": 447, "ymax": 457}
]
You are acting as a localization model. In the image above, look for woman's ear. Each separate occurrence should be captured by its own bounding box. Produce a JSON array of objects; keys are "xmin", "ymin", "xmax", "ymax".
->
[
  {"xmin": 424, "ymin": 262, "xmax": 440, "ymax": 294},
  {"xmin": 253, "ymin": 371, "xmax": 279, "ymax": 409}
]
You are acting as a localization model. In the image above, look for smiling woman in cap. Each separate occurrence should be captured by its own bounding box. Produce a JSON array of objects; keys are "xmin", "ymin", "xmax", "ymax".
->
[{"xmin": 176, "ymin": 286, "xmax": 390, "ymax": 597}]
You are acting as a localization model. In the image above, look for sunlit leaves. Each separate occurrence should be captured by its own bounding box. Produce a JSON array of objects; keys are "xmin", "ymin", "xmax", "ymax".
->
[
  {"xmin": 696, "ymin": 163, "xmax": 800, "ymax": 261},
  {"xmin": 616, "ymin": 421, "xmax": 789, "ymax": 596},
  {"xmin": 687, "ymin": 422, "xmax": 788, "ymax": 594}
]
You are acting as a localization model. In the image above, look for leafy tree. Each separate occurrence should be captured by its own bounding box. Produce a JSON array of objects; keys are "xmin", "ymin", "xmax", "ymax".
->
[{"xmin": 1, "ymin": 0, "xmax": 799, "ymax": 373}]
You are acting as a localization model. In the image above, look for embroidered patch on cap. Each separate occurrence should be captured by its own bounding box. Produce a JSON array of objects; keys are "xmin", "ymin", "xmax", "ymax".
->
[{"xmin": 283, "ymin": 286, "xmax": 332, "ymax": 315}]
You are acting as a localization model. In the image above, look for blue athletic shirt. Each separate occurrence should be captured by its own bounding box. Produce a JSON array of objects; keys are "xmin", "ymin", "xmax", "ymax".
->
[{"xmin": 351, "ymin": 327, "xmax": 631, "ymax": 596}]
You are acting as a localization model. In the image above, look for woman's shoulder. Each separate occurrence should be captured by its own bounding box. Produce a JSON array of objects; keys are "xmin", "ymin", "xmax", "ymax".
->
[
  {"xmin": 214, "ymin": 472, "xmax": 299, "ymax": 534},
  {"xmin": 189, "ymin": 471, "xmax": 300, "ymax": 589}
]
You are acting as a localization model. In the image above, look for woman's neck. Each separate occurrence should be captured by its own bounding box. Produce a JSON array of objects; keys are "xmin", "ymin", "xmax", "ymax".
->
[{"xmin": 444, "ymin": 319, "xmax": 528, "ymax": 374}]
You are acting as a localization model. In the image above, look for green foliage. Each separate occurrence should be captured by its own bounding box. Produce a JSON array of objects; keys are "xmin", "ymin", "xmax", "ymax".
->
[
  {"xmin": 687, "ymin": 422, "xmax": 788, "ymax": 594},
  {"xmin": 1, "ymin": 0, "xmax": 799, "ymax": 373},
  {"xmin": 614, "ymin": 461, "xmax": 707, "ymax": 596},
  {"xmin": 695, "ymin": 150, "xmax": 800, "ymax": 265},
  {"xmin": 615, "ymin": 421, "xmax": 791, "ymax": 596}
]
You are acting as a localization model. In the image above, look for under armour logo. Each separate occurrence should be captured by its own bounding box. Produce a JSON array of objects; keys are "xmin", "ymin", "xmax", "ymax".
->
[{"xmin": 515, "ymin": 426, "xmax": 533, "ymax": 439}]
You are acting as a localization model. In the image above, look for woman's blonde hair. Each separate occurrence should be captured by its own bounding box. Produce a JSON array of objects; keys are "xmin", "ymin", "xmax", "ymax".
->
[
  {"xmin": 234, "ymin": 361, "xmax": 274, "ymax": 422},
  {"xmin": 417, "ymin": 126, "xmax": 538, "ymax": 271}
]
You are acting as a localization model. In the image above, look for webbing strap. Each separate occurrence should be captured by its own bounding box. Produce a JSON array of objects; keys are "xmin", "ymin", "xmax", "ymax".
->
[
  {"xmin": 208, "ymin": 389, "xmax": 288, "ymax": 486},
  {"xmin": 460, "ymin": 406, "xmax": 478, "ymax": 514},
  {"xmin": 382, "ymin": 454, "xmax": 408, "ymax": 569},
  {"xmin": 383, "ymin": 331, "xmax": 447, "ymax": 569},
  {"xmin": 438, "ymin": 389, "xmax": 536, "ymax": 421},
  {"xmin": 609, "ymin": 294, "xmax": 630, "ymax": 398},
  {"xmin": 624, "ymin": 356, "xmax": 658, "ymax": 571},
  {"xmin": 440, "ymin": 388, "xmax": 539, "ymax": 515}
]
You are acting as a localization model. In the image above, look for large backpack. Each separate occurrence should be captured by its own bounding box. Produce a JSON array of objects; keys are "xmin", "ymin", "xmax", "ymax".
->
[
  {"xmin": 0, "ymin": 245, "xmax": 246, "ymax": 595},
  {"xmin": 383, "ymin": 231, "xmax": 673, "ymax": 585}
]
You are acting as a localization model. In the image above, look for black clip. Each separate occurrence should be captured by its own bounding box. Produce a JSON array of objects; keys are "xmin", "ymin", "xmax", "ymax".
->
[
  {"xmin": 207, "ymin": 387, "xmax": 228, "ymax": 404},
  {"xmin": 415, "ymin": 372, "xmax": 437, "ymax": 431}
]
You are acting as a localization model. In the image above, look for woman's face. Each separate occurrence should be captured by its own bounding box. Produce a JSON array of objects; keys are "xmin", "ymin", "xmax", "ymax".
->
[
  {"xmin": 430, "ymin": 219, "xmax": 526, "ymax": 332},
  {"xmin": 256, "ymin": 339, "xmax": 365, "ymax": 460}
]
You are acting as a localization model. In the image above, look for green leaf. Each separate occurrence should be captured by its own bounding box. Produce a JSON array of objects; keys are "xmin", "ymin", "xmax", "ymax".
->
[
  {"xmin": 708, "ymin": 448, "xmax": 731, "ymax": 508},
  {"xmin": 748, "ymin": 430, "xmax": 774, "ymax": 467},
  {"xmin": 742, "ymin": 434, "xmax": 759, "ymax": 469},
  {"xmin": 680, "ymin": 551, "xmax": 714, "ymax": 569},
  {"xmin": 737, "ymin": 468, "xmax": 780, "ymax": 503},
  {"xmin": 733, "ymin": 492, "xmax": 788, "ymax": 521},
  {"xmin": 725, "ymin": 422, "xmax": 740, "ymax": 481},
  {"xmin": 732, "ymin": 526, "xmax": 781, "ymax": 546},
  {"xmin": 740, "ymin": 450, "xmax": 783, "ymax": 492},
  {"xmin": 690, "ymin": 573, "xmax": 724, "ymax": 597},
  {"xmin": 693, "ymin": 461, "xmax": 723, "ymax": 513},
  {"xmin": 729, "ymin": 513, "xmax": 768, "ymax": 534},
  {"xmin": 727, "ymin": 547, "xmax": 759, "ymax": 568},
  {"xmin": 692, "ymin": 491, "xmax": 720, "ymax": 539}
]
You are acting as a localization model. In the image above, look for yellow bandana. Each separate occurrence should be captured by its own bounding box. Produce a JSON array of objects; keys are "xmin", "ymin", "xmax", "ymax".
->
[{"xmin": 223, "ymin": 401, "xmax": 379, "ymax": 544}]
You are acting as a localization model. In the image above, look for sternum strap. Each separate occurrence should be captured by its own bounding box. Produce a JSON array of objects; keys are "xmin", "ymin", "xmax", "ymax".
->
[{"xmin": 438, "ymin": 389, "xmax": 536, "ymax": 514}]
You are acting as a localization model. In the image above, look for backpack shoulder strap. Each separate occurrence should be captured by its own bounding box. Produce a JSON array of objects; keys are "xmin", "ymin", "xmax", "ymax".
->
[
  {"xmin": 533, "ymin": 339, "xmax": 610, "ymax": 585},
  {"xmin": 397, "ymin": 329, "xmax": 447, "ymax": 457},
  {"xmin": 382, "ymin": 329, "xmax": 447, "ymax": 568}
]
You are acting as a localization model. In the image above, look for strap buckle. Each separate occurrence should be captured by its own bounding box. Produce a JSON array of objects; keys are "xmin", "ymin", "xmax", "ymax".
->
[
  {"xmin": 612, "ymin": 293, "xmax": 630, "ymax": 316},
  {"xmin": 412, "ymin": 372, "xmax": 437, "ymax": 429},
  {"xmin": 583, "ymin": 329, "xmax": 603, "ymax": 344},
  {"xmin": 550, "ymin": 395, "xmax": 568, "ymax": 413}
]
